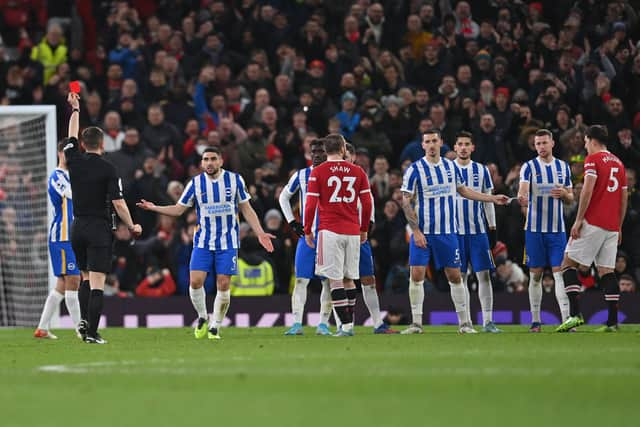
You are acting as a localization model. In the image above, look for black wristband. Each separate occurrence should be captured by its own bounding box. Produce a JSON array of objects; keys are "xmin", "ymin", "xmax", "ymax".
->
[{"xmin": 72, "ymin": 108, "xmax": 79, "ymax": 112}]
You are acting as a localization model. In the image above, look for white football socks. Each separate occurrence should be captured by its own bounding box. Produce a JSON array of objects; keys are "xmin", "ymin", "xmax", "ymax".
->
[
  {"xmin": 212, "ymin": 289, "xmax": 231, "ymax": 329},
  {"xmin": 461, "ymin": 273, "xmax": 472, "ymax": 325},
  {"xmin": 529, "ymin": 275, "xmax": 543, "ymax": 323},
  {"xmin": 553, "ymin": 271, "xmax": 570, "ymax": 321},
  {"xmin": 64, "ymin": 290, "xmax": 81, "ymax": 326},
  {"xmin": 291, "ymin": 278, "xmax": 310, "ymax": 324},
  {"xmin": 189, "ymin": 286, "xmax": 208, "ymax": 320},
  {"xmin": 362, "ymin": 283, "xmax": 383, "ymax": 328},
  {"xmin": 449, "ymin": 281, "xmax": 468, "ymax": 325},
  {"xmin": 37, "ymin": 290, "xmax": 64, "ymax": 330},
  {"xmin": 409, "ymin": 279, "xmax": 424, "ymax": 325},
  {"xmin": 319, "ymin": 280, "xmax": 332, "ymax": 326},
  {"xmin": 477, "ymin": 270, "xmax": 493, "ymax": 325}
]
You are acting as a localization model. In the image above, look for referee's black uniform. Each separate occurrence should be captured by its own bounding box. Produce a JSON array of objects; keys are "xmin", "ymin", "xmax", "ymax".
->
[{"xmin": 63, "ymin": 135, "xmax": 123, "ymax": 340}]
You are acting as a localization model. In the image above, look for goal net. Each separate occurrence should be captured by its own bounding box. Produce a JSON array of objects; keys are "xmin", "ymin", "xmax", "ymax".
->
[{"xmin": 0, "ymin": 106, "xmax": 57, "ymax": 326}]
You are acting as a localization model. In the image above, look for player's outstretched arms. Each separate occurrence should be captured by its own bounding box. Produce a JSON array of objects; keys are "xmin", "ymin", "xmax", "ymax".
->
[
  {"xmin": 136, "ymin": 199, "xmax": 188, "ymax": 217},
  {"xmin": 458, "ymin": 186, "xmax": 509, "ymax": 204},
  {"xmin": 239, "ymin": 201, "xmax": 275, "ymax": 252},
  {"xmin": 401, "ymin": 192, "xmax": 426, "ymax": 248}
]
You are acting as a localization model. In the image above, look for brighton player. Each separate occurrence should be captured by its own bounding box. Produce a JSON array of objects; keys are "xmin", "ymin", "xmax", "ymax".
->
[
  {"xmin": 279, "ymin": 139, "xmax": 333, "ymax": 336},
  {"xmin": 453, "ymin": 132, "xmax": 501, "ymax": 333},
  {"xmin": 34, "ymin": 142, "xmax": 82, "ymax": 339},
  {"xmin": 400, "ymin": 129, "xmax": 508, "ymax": 334},
  {"xmin": 344, "ymin": 143, "xmax": 399, "ymax": 334},
  {"xmin": 517, "ymin": 129, "xmax": 572, "ymax": 332},
  {"xmin": 137, "ymin": 147, "xmax": 274, "ymax": 340},
  {"xmin": 557, "ymin": 125, "xmax": 627, "ymax": 332},
  {"xmin": 304, "ymin": 134, "xmax": 372, "ymax": 337}
]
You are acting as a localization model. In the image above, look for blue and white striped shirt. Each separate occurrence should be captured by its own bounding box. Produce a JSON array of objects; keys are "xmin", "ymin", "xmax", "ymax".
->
[
  {"xmin": 455, "ymin": 160, "xmax": 493, "ymax": 235},
  {"xmin": 401, "ymin": 157, "xmax": 464, "ymax": 234},
  {"xmin": 285, "ymin": 167, "xmax": 318, "ymax": 234},
  {"xmin": 178, "ymin": 170, "xmax": 251, "ymax": 250},
  {"xmin": 48, "ymin": 168, "xmax": 73, "ymax": 243},
  {"xmin": 520, "ymin": 157, "xmax": 572, "ymax": 233}
]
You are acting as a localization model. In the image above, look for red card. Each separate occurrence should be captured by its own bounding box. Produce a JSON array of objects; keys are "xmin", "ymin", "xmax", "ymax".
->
[{"xmin": 69, "ymin": 81, "xmax": 81, "ymax": 93}]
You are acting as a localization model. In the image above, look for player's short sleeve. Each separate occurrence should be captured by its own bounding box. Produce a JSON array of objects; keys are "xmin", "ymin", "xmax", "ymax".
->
[
  {"xmin": 306, "ymin": 167, "xmax": 320, "ymax": 197},
  {"xmin": 453, "ymin": 163, "xmax": 464, "ymax": 188},
  {"xmin": 178, "ymin": 179, "xmax": 195, "ymax": 207},
  {"xmin": 235, "ymin": 173, "xmax": 251, "ymax": 204},
  {"xmin": 401, "ymin": 164, "xmax": 418, "ymax": 194},
  {"xmin": 51, "ymin": 171, "xmax": 73, "ymax": 199},
  {"xmin": 620, "ymin": 164, "xmax": 628, "ymax": 189},
  {"xmin": 286, "ymin": 171, "xmax": 300, "ymax": 194},
  {"xmin": 483, "ymin": 165, "xmax": 494, "ymax": 192},
  {"xmin": 359, "ymin": 167, "xmax": 371, "ymax": 194},
  {"xmin": 519, "ymin": 161, "xmax": 531, "ymax": 182},
  {"xmin": 62, "ymin": 137, "xmax": 80, "ymax": 164},
  {"xmin": 564, "ymin": 162, "xmax": 572, "ymax": 188},
  {"xmin": 583, "ymin": 155, "xmax": 597, "ymax": 178},
  {"xmin": 107, "ymin": 163, "xmax": 124, "ymax": 201}
]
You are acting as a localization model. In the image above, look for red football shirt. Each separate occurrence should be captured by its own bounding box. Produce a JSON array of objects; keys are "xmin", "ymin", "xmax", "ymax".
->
[
  {"xmin": 304, "ymin": 160, "xmax": 372, "ymax": 235},
  {"xmin": 583, "ymin": 151, "xmax": 627, "ymax": 231}
]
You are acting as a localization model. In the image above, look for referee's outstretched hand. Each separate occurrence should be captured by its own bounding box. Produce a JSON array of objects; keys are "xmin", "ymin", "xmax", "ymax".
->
[
  {"xmin": 258, "ymin": 232, "xmax": 276, "ymax": 253},
  {"xmin": 136, "ymin": 199, "xmax": 155, "ymax": 210}
]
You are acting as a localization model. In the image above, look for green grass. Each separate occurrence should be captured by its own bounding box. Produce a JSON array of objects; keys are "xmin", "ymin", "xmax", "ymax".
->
[{"xmin": 1, "ymin": 326, "xmax": 639, "ymax": 427}]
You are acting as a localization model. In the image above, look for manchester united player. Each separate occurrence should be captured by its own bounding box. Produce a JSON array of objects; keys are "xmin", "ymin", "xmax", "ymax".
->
[
  {"xmin": 557, "ymin": 125, "xmax": 628, "ymax": 332},
  {"xmin": 304, "ymin": 134, "xmax": 373, "ymax": 337}
]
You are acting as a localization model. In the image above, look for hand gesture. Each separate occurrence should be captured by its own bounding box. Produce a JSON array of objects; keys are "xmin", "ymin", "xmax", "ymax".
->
[
  {"xmin": 360, "ymin": 231, "xmax": 367, "ymax": 244},
  {"xmin": 413, "ymin": 230, "xmax": 427, "ymax": 249},
  {"xmin": 570, "ymin": 219, "xmax": 583, "ymax": 240},
  {"xmin": 258, "ymin": 232, "xmax": 276, "ymax": 252},
  {"xmin": 67, "ymin": 92, "xmax": 80, "ymax": 109},
  {"xmin": 550, "ymin": 186, "xmax": 567, "ymax": 199},
  {"xmin": 493, "ymin": 194, "xmax": 510, "ymax": 205},
  {"xmin": 305, "ymin": 233, "xmax": 315, "ymax": 249},
  {"xmin": 517, "ymin": 194, "xmax": 528, "ymax": 207},
  {"xmin": 136, "ymin": 199, "xmax": 156, "ymax": 211},
  {"xmin": 130, "ymin": 224, "xmax": 142, "ymax": 237}
]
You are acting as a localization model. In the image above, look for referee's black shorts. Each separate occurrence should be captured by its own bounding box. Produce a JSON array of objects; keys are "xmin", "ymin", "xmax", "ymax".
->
[{"xmin": 70, "ymin": 217, "xmax": 113, "ymax": 273}]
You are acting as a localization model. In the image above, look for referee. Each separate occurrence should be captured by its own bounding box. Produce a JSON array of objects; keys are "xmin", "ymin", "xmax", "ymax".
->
[{"xmin": 63, "ymin": 92, "xmax": 142, "ymax": 344}]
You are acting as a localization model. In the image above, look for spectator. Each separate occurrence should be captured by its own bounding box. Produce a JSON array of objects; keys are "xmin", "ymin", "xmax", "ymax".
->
[
  {"xmin": 135, "ymin": 267, "xmax": 177, "ymax": 297},
  {"xmin": 30, "ymin": 23, "xmax": 67, "ymax": 85},
  {"xmin": 108, "ymin": 31, "xmax": 141, "ymax": 80},
  {"xmin": 473, "ymin": 113, "xmax": 509, "ymax": 177},
  {"xmin": 335, "ymin": 91, "xmax": 360, "ymax": 138},
  {"xmin": 102, "ymin": 111, "xmax": 125, "ymax": 152},
  {"xmin": 351, "ymin": 112, "xmax": 392, "ymax": 161},
  {"xmin": 493, "ymin": 255, "xmax": 528, "ymax": 293},
  {"xmin": 619, "ymin": 274, "xmax": 636, "ymax": 293},
  {"xmin": 141, "ymin": 104, "xmax": 181, "ymax": 160},
  {"xmin": 104, "ymin": 127, "xmax": 154, "ymax": 196}
]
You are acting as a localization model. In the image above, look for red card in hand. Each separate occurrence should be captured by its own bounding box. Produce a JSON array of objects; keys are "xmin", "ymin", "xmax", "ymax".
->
[{"xmin": 69, "ymin": 81, "xmax": 81, "ymax": 94}]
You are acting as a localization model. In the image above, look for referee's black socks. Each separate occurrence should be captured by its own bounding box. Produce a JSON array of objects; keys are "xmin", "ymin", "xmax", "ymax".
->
[
  {"xmin": 79, "ymin": 280, "xmax": 90, "ymax": 321},
  {"xmin": 88, "ymin": 289, "xmax": 104, "ymax": 336}
]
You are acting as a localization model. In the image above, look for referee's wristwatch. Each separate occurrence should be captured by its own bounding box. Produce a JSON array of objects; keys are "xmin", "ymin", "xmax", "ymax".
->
[{"xmin": 71, "ymin": 108, "xmax": 79, "ymax": 113}]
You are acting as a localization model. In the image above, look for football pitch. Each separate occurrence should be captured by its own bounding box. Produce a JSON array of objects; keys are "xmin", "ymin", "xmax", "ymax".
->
[{"xmin": 1, "ymin": 326, "xmax": 638, "ymax": 427}]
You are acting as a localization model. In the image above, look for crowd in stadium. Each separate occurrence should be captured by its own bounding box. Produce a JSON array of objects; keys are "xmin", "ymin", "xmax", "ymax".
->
[{"xmin": 0, "ymin": 0, "xmax": 639, "ymax": 298}]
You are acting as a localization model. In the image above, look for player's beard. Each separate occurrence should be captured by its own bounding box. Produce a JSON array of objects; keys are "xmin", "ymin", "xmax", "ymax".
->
[{"xmin": 205, "ymin": 166, "xmax": 220, "ymax": 177}]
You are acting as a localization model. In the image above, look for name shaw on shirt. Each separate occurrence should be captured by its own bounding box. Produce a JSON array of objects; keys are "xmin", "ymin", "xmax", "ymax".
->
[{"xmin": 330, "ymin": 165, "xmax": 351, "ymax": 173}]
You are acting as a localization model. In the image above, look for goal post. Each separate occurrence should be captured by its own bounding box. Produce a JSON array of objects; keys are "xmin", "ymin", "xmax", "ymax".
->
[{"xmin": 0, "ymin": 105, "xmax": 57, "ymax": 327}]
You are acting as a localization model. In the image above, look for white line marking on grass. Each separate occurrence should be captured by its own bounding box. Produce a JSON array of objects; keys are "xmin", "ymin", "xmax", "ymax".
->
[{"xmin": 36, "ymin": 361, "xmax": 640, "ymax": 377}]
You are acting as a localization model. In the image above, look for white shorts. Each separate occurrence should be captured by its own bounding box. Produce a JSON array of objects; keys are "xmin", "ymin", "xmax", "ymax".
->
[
  {"xmin": 315, "ymin": 230, "xmax": 360, "ymax": 280},
  {"xmin": 565, "ymin": 220, "xmax": 618, "ymax": 269}
]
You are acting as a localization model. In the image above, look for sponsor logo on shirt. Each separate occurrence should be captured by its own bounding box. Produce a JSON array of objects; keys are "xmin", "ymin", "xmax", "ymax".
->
[{"xmin": 203, "ymin": 202, "xmax": 234, "ymax": 216}]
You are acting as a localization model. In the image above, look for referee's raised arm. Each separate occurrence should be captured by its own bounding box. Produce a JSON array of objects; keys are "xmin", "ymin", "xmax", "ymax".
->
[{"xmin": 63, "ymin": 92, "xmax": 141, "ymax": 344}]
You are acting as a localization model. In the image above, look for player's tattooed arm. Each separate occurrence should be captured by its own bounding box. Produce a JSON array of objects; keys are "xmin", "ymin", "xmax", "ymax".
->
[{"xmin": 402, "ymin": 192, "xmax": 420, "ymax": 231}]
